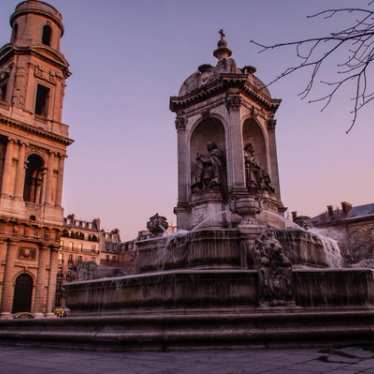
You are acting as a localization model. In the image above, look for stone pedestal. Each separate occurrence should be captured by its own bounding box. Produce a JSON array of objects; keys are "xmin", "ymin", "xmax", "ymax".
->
[{"xmin": 191, "ymin": 191, "xmax": 226, "ymax": 229}]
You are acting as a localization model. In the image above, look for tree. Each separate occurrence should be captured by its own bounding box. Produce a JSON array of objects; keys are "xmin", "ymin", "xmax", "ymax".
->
[{"xmin": 251, "ymin": 3, "xmax": 374, "ymax": 133}]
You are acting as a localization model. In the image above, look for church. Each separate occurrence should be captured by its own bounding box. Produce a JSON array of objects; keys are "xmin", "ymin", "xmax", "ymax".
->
[{"xmin": 0, "ymin": 0, "xmax": 72, "ymax": 318}]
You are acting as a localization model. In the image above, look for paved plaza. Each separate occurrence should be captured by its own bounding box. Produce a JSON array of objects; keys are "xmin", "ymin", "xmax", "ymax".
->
[{"xmin": 2, "ymin": 345, "xmax": 374, "ymax": 373}]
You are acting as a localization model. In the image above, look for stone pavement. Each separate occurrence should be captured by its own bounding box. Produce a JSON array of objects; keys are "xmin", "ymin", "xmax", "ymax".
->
[{"xmin": 2, "ymin": 345, "xmax": 374, "ymax": 373}]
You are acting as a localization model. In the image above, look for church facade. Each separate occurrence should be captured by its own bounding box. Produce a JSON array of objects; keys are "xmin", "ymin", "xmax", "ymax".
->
[{"xmin": 0, "ymin": 0, "xmax": 72, "ymax": 318}]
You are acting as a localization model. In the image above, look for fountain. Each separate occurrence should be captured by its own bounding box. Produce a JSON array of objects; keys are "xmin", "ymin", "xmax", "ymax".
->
[{"xmin": 1, "ymin": 31, "xmax": 374, "ymax": 350}]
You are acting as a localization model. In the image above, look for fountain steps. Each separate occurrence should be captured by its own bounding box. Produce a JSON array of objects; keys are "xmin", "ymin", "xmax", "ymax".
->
[{"xmin": 1, "ymin": 310, "xmax": 374, "ymax": 350}]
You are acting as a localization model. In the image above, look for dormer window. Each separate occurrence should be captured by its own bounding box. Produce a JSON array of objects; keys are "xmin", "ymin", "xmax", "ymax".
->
[
  {"xmin": 35, "ymin": 84, "xmax": 50, "ymax": 117},
  {"xmin": 42, "ymin": 25, "xmax": 52, "ymax": 46}
]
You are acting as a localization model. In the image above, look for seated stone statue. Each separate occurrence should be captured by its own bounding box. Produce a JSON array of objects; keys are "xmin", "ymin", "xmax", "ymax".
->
[
  {"xmin": 191, "ymin": 142, "xmax": 226, "ymax": 194},
  {"xmin": 244, "ymin": 143, "xmax": 274, "ymax": 194}
]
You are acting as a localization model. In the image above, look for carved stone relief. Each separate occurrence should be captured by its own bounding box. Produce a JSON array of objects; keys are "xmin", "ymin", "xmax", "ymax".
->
[
  {"xmin": 18, "ymin": 247, "xmax": 37, "ymax": 261},
  {"xmin": 254, "ymin": 231, "xmax": 293, "ymax": 306}
]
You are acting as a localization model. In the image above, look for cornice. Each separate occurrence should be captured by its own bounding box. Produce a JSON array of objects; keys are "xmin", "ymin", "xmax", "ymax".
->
[
  {"xmin": 0, "ymin": 44, "xmax": 70, "ymax": 78},
  {"xmin": 170, "ymin": 74, "xmax": 281, "ymax": 113},
  {"xmin": 0, "ymin": 113, "xmax": 73, "ymax": 146}
]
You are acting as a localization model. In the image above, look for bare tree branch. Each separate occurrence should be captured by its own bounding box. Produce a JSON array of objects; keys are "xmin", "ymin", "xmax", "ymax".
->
[{"xmin": 251, "ymin": 3, "xmax": 374, "ymax": 133}]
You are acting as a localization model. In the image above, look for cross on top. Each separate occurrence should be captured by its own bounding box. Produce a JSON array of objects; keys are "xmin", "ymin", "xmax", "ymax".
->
[{"xmin": 219, "ymin": 29, "xmax": 225, "ymax": 40}]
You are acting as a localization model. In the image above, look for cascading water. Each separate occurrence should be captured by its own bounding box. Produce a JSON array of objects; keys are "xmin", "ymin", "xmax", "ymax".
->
[
  {"xmin": 156, "ymin": 210, "xmax": 232, "ymax": 269},
  {"xmin": 308, "ymin": 227, "xmax": 343, "ymax": 268},
  {"xmin": 259, "ymin": 210, "xmax": 343, "ymax": 268}
]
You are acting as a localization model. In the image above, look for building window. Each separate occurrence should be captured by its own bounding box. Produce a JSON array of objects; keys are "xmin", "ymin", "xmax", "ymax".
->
[
  {"xmin": 42, "ymin": 25, "xmax": 52, "ymax": 46},
  {"xmin": 35, "ymin": 84, "xmax": 50, "ymax": 117},
  {"xmin": 78, "ymin": 256, "xmax": 82, "ymax": 264},
  {"xmin": 23, "ymin": 154, "xmax": 44, "ymax": 203},
  {"xmin": 12, "ymin": 23, "xmax": 18, "ymax": 43},
  {"xmin": 0, "ymin": 72, "xmax": 9, "ymax": 102}
]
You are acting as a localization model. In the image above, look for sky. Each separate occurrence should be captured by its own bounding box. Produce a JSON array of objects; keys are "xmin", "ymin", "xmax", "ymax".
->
[{"xmin": 1, "ymin": 0, "xmax": 373, "ymax": 240}]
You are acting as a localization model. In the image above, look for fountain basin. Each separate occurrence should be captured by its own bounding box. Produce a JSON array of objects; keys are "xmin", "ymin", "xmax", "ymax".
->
[
  {"xmin": 275, "ymin": 229, "xmax": 335, "ymax": 267},
  {"xmin": 136, "ymin": 229, "xmax": 246, "ymax": 273},
  {"xmin": 64, "ymin": 268, "xmax": 374, "ymax": 316},
  {"xmin": 64, "ymin": 269, "xmax": 258, "ymax": 315},
  {"xmin": 137, "ymin": 228, "xmax": 341, "ymax": 273}
]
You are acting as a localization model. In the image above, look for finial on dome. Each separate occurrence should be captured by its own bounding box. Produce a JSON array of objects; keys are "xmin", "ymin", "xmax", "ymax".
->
[{"xmin": 214, "ymin": 29, "xmax": 232, "ymax": 60}]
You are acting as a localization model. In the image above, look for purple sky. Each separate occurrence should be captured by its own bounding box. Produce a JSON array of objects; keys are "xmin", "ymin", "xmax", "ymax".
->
[{"xmin": 1, "ymin": 0, "xmax": 373, "ymax": 240}]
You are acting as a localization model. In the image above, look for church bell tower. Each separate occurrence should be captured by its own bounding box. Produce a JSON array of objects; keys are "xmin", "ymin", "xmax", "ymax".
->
[
  {"xmin": 170, "ymin": 31, "xmax": 285, "ymax": 231},
  {"xmin": 0, "ymin": 0, "xmax": 73, "ymax": 318}
]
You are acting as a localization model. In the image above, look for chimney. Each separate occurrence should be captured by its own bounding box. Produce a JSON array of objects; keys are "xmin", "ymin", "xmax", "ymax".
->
[
  {"xmin": 327, "ymin": 205, "xmax": 334, "ymax": 217},
  {"xmin": 341, "ymin": 201, "xmax": 352, "ymax": 215},
  {"xmin": 291, "ymin": 211, "xmax": 297, "ymax": 221}
]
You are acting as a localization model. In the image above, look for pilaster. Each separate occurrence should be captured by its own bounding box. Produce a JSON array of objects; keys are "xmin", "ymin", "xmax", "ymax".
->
[
  {"xmin": 14, "ymin": 140, "xmax": 27, "ymax": 200},
  {"xmin": 0, "ymin": 240, "xmax": 18, "ymax": 317},
  {"xmin": 1, "ymin": 138, "xmax": 16, "ymax": 198},
  {"xmin": 46, "ymin": 246, "xmax": 59, "ymax": 315},
  {"xmin": 267, "ymin": 118, "xmax": 281, "ymax": 200},
  {"xmin": 55, "ymin": 153, "xmax": 65, "ymax": 208},
  {"xmin": 32, "ymin": 244, "xmax": 50, "ymax": 315},
  {"xmin": 0, "ymin": 239, "xmax": 7, "ymax": 313},
  {"xmin": 46, "ymin": 151, "xmax": 55, "ymax": 205},
  {"xmin": 225, "ymin": 93, "xmax": 246, "ymax": 190}
]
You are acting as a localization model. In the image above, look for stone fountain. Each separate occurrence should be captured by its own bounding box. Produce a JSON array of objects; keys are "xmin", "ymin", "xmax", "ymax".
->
[{"xmin": 1, "ymin": 32, "xmax": 374, "ymax": 350}]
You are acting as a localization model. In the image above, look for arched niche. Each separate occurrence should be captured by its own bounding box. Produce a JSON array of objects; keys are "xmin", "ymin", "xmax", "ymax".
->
[
  {"xmin": 242, "ymin": 118, "xmax": 268, "ymax": 172},
  {"xmin": 23, "ymin": 154, "xmax": 45, "ymax": 204},
  {"xmin": 190, "ymin": 117, "xmax": 226, "ymax": 191}
]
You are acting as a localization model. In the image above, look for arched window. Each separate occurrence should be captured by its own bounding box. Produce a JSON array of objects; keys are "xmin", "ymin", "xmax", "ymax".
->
[
  {"xmin": 12, "ymin": 23, "xmax": 18, "ymax": 43},
  {"xmin": 12, "ymin": 273, "xmax": 33, "ymax": 313},
  {"xmin": 42, "ymin": 25, "xmax": 52, "ymax": 46},
  {"xmin": 23, "ymin": 154, "xmax": 45, "ymax": 204},
  {"xmin": 0, "ymin": 72, "xmax": 9, "ymax": 102}
]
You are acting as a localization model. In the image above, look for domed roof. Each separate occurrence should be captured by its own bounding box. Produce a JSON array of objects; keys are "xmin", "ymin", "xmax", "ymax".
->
[
  {"xmin": 11, "ymin": 0, "xmax": 63, "ymax": 34},
  {"xmin": 178, "ymin": 31, "xmax": 271, "ymax": 99}
]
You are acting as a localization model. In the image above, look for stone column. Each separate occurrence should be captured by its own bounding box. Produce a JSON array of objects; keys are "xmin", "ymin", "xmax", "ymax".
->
[
  {"xmin": 32, "ymin": 244, "xmax": 50, "ymax": 317},
  {"xmin": 0, "ymin": 240, "xmax": 18, "ymax": 318},
  {"xmin": 176, "ymin": 114, "xmax": 188, "ymax": 204},
  {"xmin": 0, "ymin": 239, "xmax": 7, "ymax": 313},
  {"xmin": 1, "ymin": 138, "xmax": 16, "ymax": 198},
  {"xmin": 39, "ymin": 166, "xmax": 48, "ymax": 205},
  {"xmin": 225, "ymin": 94, "xmax": 246, "ymax": 190},
  {"xmin": 55, "ymin": 154, "xmax": 65, "ymax": 207},
  {"xmin": 46, "ymin": 246, "xmax": 59, "ymax": 317},
  {"xmin": 14, "ymin": 141, "xmax": 26, "ymax": 200},
  {"xmin": 45, "ymin": 151, "xmax": 55, "ymax": 205},
  {"xmin": 267, "ymin": 118, "xmax": 281, "ymax": 201},
  {"xmin": 174, "ymin": 114, "xmax": 190, "ymax": 229}
]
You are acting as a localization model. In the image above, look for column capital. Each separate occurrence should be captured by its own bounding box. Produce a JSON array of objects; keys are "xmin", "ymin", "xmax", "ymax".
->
[
  {"xmin": 225, "ymin": 94, "xmax": 241, "ymax": 112},
  {"xmin": 175, "ymin": 114, "xmax": 187, "ymax": 132},
  {"xmin": 16, "ymin": 139, "xmax": 28, "ymax": 147},
  {"xmin": 56, "ymin": 152, "xmax": 67, "ymax": 160},
  {"xmin": 7, "ymin": 137, "xmax": 17, "ymax": 144},
  {"xmin": 267, "ymin": 118, "xmax": 277, "ymax": 131}
]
